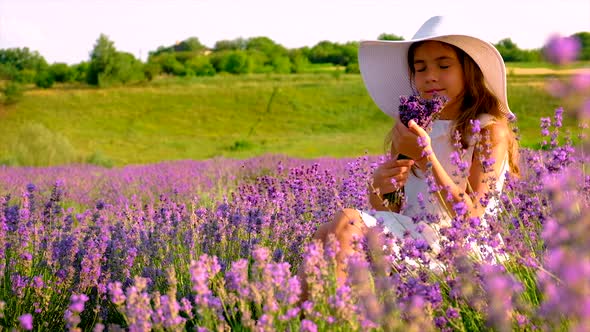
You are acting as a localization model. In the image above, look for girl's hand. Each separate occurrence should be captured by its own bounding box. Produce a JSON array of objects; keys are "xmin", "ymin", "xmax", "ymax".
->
[
  {"xmin": 371, "ymin": 158, "xmax": 415, "ymax": 195},
  {"xmin": 392, "ymin": 120, "xmax": 432, "ymax": 161}
]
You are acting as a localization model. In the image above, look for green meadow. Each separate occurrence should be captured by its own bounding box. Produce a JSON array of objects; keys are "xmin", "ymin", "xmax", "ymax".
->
[{"xmin": 0, "ymin": 71, "xmax": 579, "ymax": 166}]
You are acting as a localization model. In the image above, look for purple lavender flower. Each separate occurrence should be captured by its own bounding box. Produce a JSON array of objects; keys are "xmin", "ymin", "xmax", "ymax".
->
[
  {"xmin": 19, "ymin": 313, "xmax": 33, "ymax": 331},
  {"xmin": 300, "ymin": 319, "xmax": 318, "ymax": 332},
  {"xmin": 69, "ymin": 293, "xmax": 89, "ymax": 313},
  {"xmin": 544, "ymin": 34, "xmax": 581, "ymax": 64},
  {"xmin": 398, "ymin": 94, "xmax": 448, "ymax": 129}
]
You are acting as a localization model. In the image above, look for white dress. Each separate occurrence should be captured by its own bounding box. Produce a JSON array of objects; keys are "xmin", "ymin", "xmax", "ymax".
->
[{"xmin": 359, "ymin": 114, "xmax": 509, "ymax": 262}]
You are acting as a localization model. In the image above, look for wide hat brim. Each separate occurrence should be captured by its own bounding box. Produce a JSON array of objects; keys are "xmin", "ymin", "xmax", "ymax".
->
[{"xmin": 358, "ymin": 17, "xmax": 514, "ymax": 120}]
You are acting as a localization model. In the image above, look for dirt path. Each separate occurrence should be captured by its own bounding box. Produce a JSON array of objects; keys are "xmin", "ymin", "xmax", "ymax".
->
[{"xmin": 508, "ymin": 67, "xmax": 590, "ymax": 75}]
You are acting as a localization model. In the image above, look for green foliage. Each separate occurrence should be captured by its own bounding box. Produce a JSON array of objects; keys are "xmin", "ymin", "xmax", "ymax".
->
[
  {"xmin": 49, "ymin": 63, "xmax": 75, "ymax": 82},
  {"xmin": 377, "ymin": 33, "xmax": 405, "ymax": 41},
  {"xmin": 214, "ymin": 38, "xmax": 248, "ymax": 52},
  {"xmin": 154, "ymin": 53, "xmax": 185, "ymax": 76},
  {"xmin": 289, "ymin": 49, "xmax": 310, "ymax": 73},
  {"xmin": 345, "ymin": 62, "xmax": 360, "ymax": 74},
  {"xmin": 246, "ymin": 36, "xmax": 288, "ymax": 57},
  {"xmin": 573, "ymin": 32, "xmax": 590, "ymax": 60},
  {"xmin": 0, "ymin": 71, "xmax": 581, "ymax": 165},
  {"xmin": 72, "ymin": 62, "xmax": 89, "ymax": 83},
  {"xmin": 214, "ymin": 51, "xmax": 252, "ymax": 74},
  {"xmin": 34, "ymin": 70, "xmax": 55, "ymax": 88},
  {"xmin": 1, "ymin": 81, "xmax": 23, "ymax": 104},
  {"xmin": 150, "ymin": 37, "xmax": 207, "ymax": 57},
  {"xmin": 143, "ymin": 61, "xmax": 162, "ymax": 81},
  {"xmin": 87, "ymin": 34, "xmax": 118, "ymax": 85},
  {"xmin": 0, "ymin": 63, "xmax": 19, "ymax": 80},
  {"xmin": 271, "ymin": 55, "xmax": 292, "ymax": 74},
  {"xmin": 87, "ymin": 34, "xmax": 145, "ymax": 86},
  {"xmin": 308, "ymin": 41, "xmax": 358, "ymax": 66},
  {"xmin": 495, "ymin": 38, "xmax": 542, "ymax": 62},
  {"xmin": 109, "ymin": 52, "xmax": 145, "ymax": 84},
  {"xmin": 86, "ymin": 150, "xmax": 114, "ymax": 168},
  {"xmin": 0, "ymin": 47, "xmax": 48, "ymax": 83},
  {"xmin": 9, "ymin": 123, "xmax": 79, "ymax": 166},
  {"xmin": 185, "ymin": 56, "xmax": 215, "ymax": 76}
]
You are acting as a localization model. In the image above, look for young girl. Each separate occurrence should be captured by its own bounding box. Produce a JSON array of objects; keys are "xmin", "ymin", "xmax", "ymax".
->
[{"xmin": 307, "ymin": 16, "xmax": 520, "ymax": 283}]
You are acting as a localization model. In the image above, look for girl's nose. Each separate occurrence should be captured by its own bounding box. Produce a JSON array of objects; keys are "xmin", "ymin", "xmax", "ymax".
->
[{"xmin": 424, "ymin": 67, "xmax": 438, "ymax": 82}]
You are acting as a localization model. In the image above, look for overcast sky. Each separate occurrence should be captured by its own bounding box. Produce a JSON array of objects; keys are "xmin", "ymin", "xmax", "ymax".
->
[{"xmin": 1, "ymin": 0, "xmax": 589, "ymax": 64}]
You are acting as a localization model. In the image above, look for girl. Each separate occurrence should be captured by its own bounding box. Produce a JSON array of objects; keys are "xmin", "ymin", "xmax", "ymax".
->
[{"xmin": 307, "ymin": 16, "xmax": 520, "ymax": 283}]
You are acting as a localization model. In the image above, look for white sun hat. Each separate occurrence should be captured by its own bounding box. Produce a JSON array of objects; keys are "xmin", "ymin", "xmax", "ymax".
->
[{"xmin": 358, "ymin": 15, "xmax": 514, "ymax": 120}]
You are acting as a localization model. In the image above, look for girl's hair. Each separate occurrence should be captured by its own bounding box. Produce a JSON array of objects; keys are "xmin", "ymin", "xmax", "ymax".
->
[{"xmin": 386, "ymin": 40, "xmax": 520, "ymax": 176}]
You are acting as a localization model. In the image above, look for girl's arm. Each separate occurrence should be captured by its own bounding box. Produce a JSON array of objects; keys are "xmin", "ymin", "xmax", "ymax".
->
[{"xmin": 396, "ymin": 120, "xmax": 509, "ymax": 218}]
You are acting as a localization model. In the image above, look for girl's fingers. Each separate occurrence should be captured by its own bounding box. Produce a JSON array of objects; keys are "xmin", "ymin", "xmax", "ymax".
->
[{"xmin": 408, "ymin": 120, "xmax": 428, "ymax": 137}]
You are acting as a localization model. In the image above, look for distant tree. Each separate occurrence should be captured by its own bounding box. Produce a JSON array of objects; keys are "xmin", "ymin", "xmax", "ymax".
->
[
  {"xmin": 176, "ymin": 37, "xmax": 206, "ymax": 52},
  {"xmin": 109, "ymin": 52, "xmax": 145, "ymax": 84},
  {"xmin": 34, "ymin": 70, "xmax": 55, "ymax": 88},
  {"xmin": 0, "ymin": 63, "xmax": 19, "ymax": 80},
  {"xmin": 573, "ymin": 32, "xmax": 590, "ymax": 60},
  {"xmin": 0, "ymin": 47, "xmax": 48, "ymax": 71},
  {"xmin": 87, "ymin": 34, "xmax": 117, "ymax": 85},
  {"xmin": 49, "ymin": 63, "xmax": 74, "ymax": 82},
  {"xmin": 289, "ymin": 48, "xmax": 310, "ymax": 73},
  {"xmin": 158, "ymin": 53, "xmax": 186, "ymax": 76},
  {"xmin": 246, "ymin": 37, "xmax": 288, "ymax": 56},
  {"xmin": 495, "ymin": 38, "xmax": 527, "ymax": 62},
  {"xmin": 245, "ymin": 50, "xmax": 271, "ymax": 73},
  {"xmin": 213, "ymin": 38, "xmax": 248, "ymax": 52},
  {"xmin": 340, "ymin": 41, "xmax": 359, "ymax": 66},
  {"xmin": 143, "ymin": 61, "xmax": 162, "ymax": 81},
  {"xmin": 377, "ymin": 33, "xmax": 404, "ymax": 41},
  {"xmin": 216, "ymin": 51, "xmax": 251, "ymax": 74},
  {"xmin": 72, "ymin": 62, "xmax": 89, "ymax": 83},
  {"xmin": 1, "ymin": 81, "xmax": 23, "ymax": 105},
  {"xmin": 309, "ymin": 41, "xmax": 341, "ymax": 64},
  {"xmin": 270, "ymin": 55, "xmax": 292, "ymax": 74},
  {"xmin": 149, "ymin": 37, "xmax": 207, "ymax": 57},
  {"xmin": 185, "ymin": 56, "xmax": 215, "ymax": 76},
  {"xmin": 0, "ymin": 47, "xmax": 48, "ymax": 82}
]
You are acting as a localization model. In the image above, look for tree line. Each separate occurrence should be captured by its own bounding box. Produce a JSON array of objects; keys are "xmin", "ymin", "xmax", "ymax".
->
[{"xmin": 0, "ymin": 31, "xmax": 589, "ymax": 99}]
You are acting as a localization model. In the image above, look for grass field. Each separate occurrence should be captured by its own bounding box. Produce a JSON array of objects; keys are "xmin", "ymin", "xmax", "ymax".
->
[{"xmin": 0, "ymin": 69, "xmax": 585, "ymax": 166}]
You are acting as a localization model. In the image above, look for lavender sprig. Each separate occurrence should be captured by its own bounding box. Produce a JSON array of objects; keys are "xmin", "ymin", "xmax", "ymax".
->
[{"xmin": 383, "ymin": 94, "xmax": 448, "ymax": 207}]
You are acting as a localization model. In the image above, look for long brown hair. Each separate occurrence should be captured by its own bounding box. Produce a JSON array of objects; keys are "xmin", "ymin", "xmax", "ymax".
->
[{"xmin": 386, "ymin": 40, "xmax": 520, "ymax": 176}]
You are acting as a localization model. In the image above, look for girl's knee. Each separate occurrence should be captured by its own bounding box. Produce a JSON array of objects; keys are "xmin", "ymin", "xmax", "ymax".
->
[{"xmin": 314, "ymin": 208, "xmax": 366, "ymax": 245}]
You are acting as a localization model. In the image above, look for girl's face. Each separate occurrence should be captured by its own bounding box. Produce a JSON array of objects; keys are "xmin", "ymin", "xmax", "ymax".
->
[{"xmin": 412, "ymin": 41, "xmax": 465, "ymax": 106}]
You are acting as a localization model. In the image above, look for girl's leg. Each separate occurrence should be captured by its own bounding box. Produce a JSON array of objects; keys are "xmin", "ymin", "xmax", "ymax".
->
[{"xmin": 298, "ymin": 208, "xmax": 367, "ymax": 301}]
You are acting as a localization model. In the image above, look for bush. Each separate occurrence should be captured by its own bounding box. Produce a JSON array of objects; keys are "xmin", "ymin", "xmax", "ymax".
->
[
  {"xmin": 271, "ymin": 55, "xmax": 292, "ymax": 74},
  {"xmin": 158, "ymin": 53, "xmax": 187, "ymax": 76},
  {"xmin": 86, "ymin": 150, "xmax": 114, "ymax": 168},
  {"xmin": 345, "ymin": 62, "xmax": 360, "ymax": 74},
  {"xmin": 10, "ymin": 123, "xmax": 79, "ymax": 166},
  {"xmin": 35, "ymin": 71, "xmax": 55, "ymax": 88},
  {"xmin": 1, "ymin": 81, "xmax": 23, "ymax": 105},
  {"xmin": 49, "ymin": 63, "xmax": 74, "ymax": 82},
  {"xmin": 185, "ymin": 56, "xmax": 216, "ymax": 76},
  {"xmin": 144, "ymin": 62, "xmax": 162, "ymax": 81},
  {"xmin": 216, "ymin": 51, "xmax": 251, "ymax": 74},
  {"xmin": 72, "ymin": 62, "xmax": 89, "ymax": 83}
]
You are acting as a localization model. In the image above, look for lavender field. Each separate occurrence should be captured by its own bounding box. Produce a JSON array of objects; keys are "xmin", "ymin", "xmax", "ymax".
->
[{"xmin": 1, "ymin": 38, "xmax": 590, "ymax": 331}]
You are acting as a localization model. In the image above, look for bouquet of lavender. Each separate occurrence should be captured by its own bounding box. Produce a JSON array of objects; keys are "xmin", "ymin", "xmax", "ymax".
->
[
  {"xmin": 383, "ymin": 93, "xmax": 448, "ymax": 207},
  {"xmin": 398, "ymin": 94, "xmax": 448, "ymax": 129}
]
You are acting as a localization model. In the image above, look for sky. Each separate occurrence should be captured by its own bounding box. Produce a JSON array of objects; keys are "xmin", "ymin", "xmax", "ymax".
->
[{"xmin": 1, "ymin": 0, "xmax": 589, "ymax": 65}]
